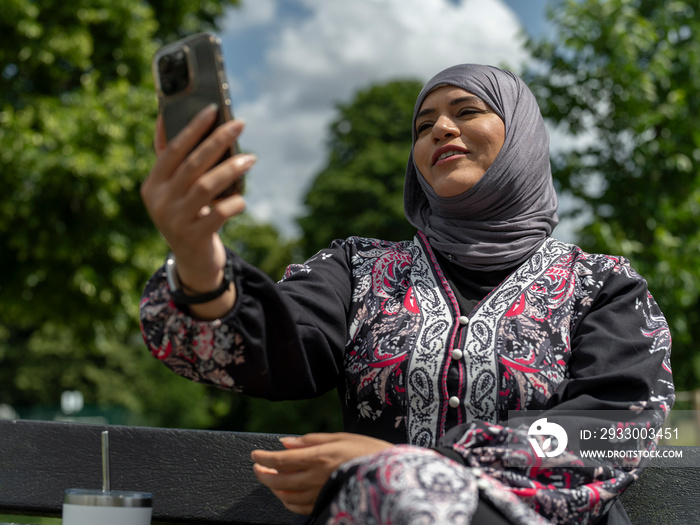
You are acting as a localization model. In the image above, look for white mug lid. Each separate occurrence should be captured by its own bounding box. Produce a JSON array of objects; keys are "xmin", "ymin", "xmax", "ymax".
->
[{"xmin": 64, "ymin": 488, "xmax": 152, "ymax": 507}]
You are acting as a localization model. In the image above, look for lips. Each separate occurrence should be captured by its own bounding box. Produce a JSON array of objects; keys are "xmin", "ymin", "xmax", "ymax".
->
[{"xmin": 431, "ymin": 144, "xmax": 469, "ymax": 166}]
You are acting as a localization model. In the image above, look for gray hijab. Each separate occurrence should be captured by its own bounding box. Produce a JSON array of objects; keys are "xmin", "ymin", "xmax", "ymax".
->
[{"xmin": 404, "ymin": 64, "xmax": 559, "ymax": 271}]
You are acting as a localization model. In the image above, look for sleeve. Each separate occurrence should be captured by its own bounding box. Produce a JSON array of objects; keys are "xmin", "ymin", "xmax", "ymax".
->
[
  {"xmin": 435, "ymin": 259, "xmax": 674, "ymax": 525},
  {"xmin": 139, "ymin": 241, "xmax": 355, "ymax": 400}
]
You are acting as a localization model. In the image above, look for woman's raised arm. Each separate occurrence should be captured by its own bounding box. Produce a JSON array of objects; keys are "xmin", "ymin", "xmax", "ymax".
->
[{"xmin": 140, "ymin": 104, "xmax": 255, "ymax": 319}]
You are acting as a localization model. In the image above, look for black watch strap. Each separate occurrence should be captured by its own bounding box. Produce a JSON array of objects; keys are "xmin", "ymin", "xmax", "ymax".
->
[{"xmin": 165, "ymin": 253, "xmax": 234, "ymax": 306}]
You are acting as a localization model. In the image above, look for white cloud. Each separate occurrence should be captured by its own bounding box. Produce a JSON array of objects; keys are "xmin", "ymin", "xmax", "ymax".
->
[
  {"xmin": 221, "ymin": 0, "xmax": 277, "ymax": 32},
  {"xmin": 220, "ymin": 0, "xmax": 529, "ymax": 237}
]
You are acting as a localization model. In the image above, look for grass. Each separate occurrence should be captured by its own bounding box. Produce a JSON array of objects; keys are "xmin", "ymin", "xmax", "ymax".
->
[{"xmin": 0, "ymin": 516, "xmax": 60, "ymax": 524}]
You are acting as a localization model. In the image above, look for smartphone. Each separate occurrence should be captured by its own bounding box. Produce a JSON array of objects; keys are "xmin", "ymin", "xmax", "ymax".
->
[{"xmin": 152, "ymin": 32, "xmax": 243, "ymax": 198}]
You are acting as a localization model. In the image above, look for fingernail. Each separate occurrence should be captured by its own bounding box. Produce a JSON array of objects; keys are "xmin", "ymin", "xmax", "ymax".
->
[
  {"xmin": 199, "ymin": 103, "xmax": 218, "ymax": 119},
  {"xmin": 224, "ymin": 119, "xmax": 244, "ymax": 136},
  {"xmin": 279, "ymin": 436, "xmax": 299, "ymax": 444},
  {"xmin": 236, "ymin": 153, "xmax": 257, "ymax": 168}
]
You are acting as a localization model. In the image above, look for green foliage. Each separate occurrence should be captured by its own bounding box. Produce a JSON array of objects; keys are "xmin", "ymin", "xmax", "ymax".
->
[
  {"xmin": 523, "ymin": 0, "xmax": 700, "ymax": 390},
  {"xmin": 298, "ymin": 80, "xmax": 424, "ymax": 257},
  {"xmin": 149, "ymin": 0, "xmax": 235, "ymax": 43},
  {"xmin": 0, "ymin": 0, "xmax": 341, "ymax": 435},
  {"xmin": 210, "ymin": 389, "xmax": 344, "ymax": 435},
  {"xmin": 0, "ymin": 0, "xmax": 157, "ymax": 103},
  {"xmin": 0, "ymin": 0, "xmax": 241, "ymax": 428},
  {"xmin": 244, "ymin": 390, "xmax": 343, "ymax": 434},
  {"xmin": 221, "ymin": 213, "xmax": 298, "ymax": 281}
]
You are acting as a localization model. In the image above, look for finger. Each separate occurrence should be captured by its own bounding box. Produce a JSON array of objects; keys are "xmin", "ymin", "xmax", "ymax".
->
[
  {"xmin": 252, "ymin": 448, "xmax": 316, "ymax": 472},
  {"xmin": 253, "ymin": 465, "xmax": 322, "ymax": 516},
  {"xmin": 193, "ymin": 194, "xmax": 246, "ymax": 235},
  {"xmin": 282, "ymin": 501, "xmax": 314, "ymax": 516},
  {"xmin": 253, "ymin": 463, "xmax": 279, "ymax": 476},
  {"xmin": 265, "ymin": 484, "xmax": 318, "ymax": 513},
  {"xmin": 153, "ymin": 104, "xmax": 219, "ymax": 182},
  {"xmin": 271, "ymin": 488, "xmax": 317, "ymax": 507},
  {"xmin": 178, "ymin": 152, "xmax": 254, "ymax": 216},
  {"xmin": 154, "ymin": 114, "xmax": 166, "ymax": 154},
  {"xmin": 170, "ymin": 119, "xmax": 244, "ymax": 195},
  {"xmin": 280, "ymin": 433, "xmax": 345, "ymax": 449},
  {"xmin": 253, "ymin": 462, "xmax": 333, "ymax": 494},
  {"xmin": 274, "ymin": 492, "xmax": 315, "ymax": 516},
  {"xmin": 256, "ymin": 468, "xmax": 321, "ymax": 511},
  {"xmin": 253, "ymin": 464, "xmax": 311, "ymax": 492}
]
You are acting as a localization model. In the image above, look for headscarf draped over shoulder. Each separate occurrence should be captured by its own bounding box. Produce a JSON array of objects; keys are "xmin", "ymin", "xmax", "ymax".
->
[{"xmin": 404, "ymin": 64, "xmax": 558, "ymax": 271}]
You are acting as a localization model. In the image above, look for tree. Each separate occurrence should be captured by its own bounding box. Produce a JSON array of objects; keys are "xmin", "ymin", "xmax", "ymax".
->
[
  {"xmin": 221, "ymin": 214, "xmax": 298, "ymax": 281},
  {"xmin": 298, "ymin": 80, "xmax": 424, "ymax": 257},
  {"xmin": 0, "ymin": 0, "xmax": 246, "ymax": 427},
  {"xmin": 522, "ymin": 0, "xmax": 700, "ymax": 391}
]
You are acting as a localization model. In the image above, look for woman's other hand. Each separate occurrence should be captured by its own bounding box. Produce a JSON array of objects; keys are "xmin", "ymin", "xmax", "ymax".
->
[
  {"xmin": 251, "ymin": 432, "xmax": 394, "ymax": 515},
  {"xmin": 140, "ymin": 105, "xmax": 256, "ymax": 319}
]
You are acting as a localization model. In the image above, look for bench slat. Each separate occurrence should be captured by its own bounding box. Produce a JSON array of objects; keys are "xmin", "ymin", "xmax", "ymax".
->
[
  {"xmin": 621, "ymin": 455, "xmax": 700, "ymax": 525},
  {"xmin": 2, "ymin": 419, "xmax": 700, "ymax": 524},
  {"xmin": 0, "ymin": 420, "xmax": 306, "ymax": 525}
]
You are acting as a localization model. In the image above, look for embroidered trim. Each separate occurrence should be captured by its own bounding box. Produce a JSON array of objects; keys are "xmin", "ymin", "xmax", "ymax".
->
[
  {"xmin": 405, "ymin": 236, "xmax": 456, "ymax": 446},
  {"xmin": 461, "ymin": 238, "xmax": 571, "ymax": 423}
]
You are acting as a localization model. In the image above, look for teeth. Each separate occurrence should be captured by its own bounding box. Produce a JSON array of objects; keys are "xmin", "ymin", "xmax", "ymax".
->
[{"xmin": 438, "ymin": 150, "xmax": 461, "ymax": 161}]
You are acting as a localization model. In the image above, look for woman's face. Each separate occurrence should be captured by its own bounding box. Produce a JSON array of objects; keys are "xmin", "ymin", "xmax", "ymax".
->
[{"xmin": 413, "ymin": 85, "xmax": 505, "ymax": 197}]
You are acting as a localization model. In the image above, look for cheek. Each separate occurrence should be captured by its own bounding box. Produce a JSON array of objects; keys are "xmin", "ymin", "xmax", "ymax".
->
[
  {"xmin": 469, "ymin": 122, "xmax": 505, "ymax": 169},
  {"xmin": 412, "ymin": 139, "xmax": 430, "ymax": 174},
  {"xmin": 485, "ymin": 120, "xmax": 506, "ymax": 158}
]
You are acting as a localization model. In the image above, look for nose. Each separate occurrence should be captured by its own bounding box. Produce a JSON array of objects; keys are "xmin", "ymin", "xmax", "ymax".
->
[{"xmin": 432, "ymin": 115, "xmax": 459, "ymax": 143}]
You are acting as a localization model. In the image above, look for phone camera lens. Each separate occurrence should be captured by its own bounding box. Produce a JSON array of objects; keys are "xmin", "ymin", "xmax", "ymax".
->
[
  {"xmin": 158, "ymin": 55, "xmax": 173, "ymax": 74},
  {"xmin": 173, "ymin": 59, "xmax": 187, "ymax": 80},
  {"xmin": 161, "ymin": 77, "xmax": 173, "ymax": 95},
  {"xmin": 159, "ymin": 51, "xmax": 189, "ymax": 95}
]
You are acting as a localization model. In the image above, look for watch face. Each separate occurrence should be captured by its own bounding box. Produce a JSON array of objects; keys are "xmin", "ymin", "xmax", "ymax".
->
[
  {"xmin": 166, "ymin": 255, "xmax": 234, "ymax": 306},
  {"xmin": 165, "ymin": 255, "xmax": 180, "ymax": 292}
]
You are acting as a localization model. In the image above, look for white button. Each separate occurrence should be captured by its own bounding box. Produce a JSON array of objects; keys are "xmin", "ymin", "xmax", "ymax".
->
[
  {"xmin": 458, "ymin": 316, "xmax": 469, "ymax": 325},
  {"xmin": 448, "ymin": 396, "xmax": 460, "ymax": 408},
  {"xmin": 451, "ymin": 349, "xmax": 463, "ymax": 360}
]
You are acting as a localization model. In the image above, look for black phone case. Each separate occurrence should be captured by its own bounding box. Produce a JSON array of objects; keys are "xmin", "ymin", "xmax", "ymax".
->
[{"xmin": 153, "ymin": 33, "xmax": 242, "ymax": 197}]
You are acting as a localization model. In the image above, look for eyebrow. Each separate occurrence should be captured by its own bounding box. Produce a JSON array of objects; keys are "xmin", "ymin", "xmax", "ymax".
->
[{"xmin": 415, "ymin": 95, "xmax": 484, "ymax": 120}]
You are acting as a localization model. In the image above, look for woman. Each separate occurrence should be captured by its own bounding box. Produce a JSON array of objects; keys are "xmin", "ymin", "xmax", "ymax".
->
[{"xmin": 140, "ymin": 64, "xmax": 674, "ymax": 524}]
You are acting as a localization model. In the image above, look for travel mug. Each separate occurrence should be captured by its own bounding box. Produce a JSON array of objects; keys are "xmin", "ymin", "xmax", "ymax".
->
[{"xmin": 62, "ymin": 488, "xmax": 152, "ymax": 525}]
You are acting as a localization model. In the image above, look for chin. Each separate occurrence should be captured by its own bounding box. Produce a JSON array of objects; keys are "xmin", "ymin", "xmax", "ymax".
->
[
  {"xmin": 430, "ymin": 172, "xmax": 484, "ymax": 197},
  {"xmin": 432, "ymin": 181, "xmax": 476, "ymax": 198}
]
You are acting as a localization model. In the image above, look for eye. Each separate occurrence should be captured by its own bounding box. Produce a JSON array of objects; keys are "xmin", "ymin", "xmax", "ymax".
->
[
  {"xmin": 457, "ymin": 107, "xmax": 484, "ymax": 118},
  {"xmin": 416, "ymin": 121, "xmax": 433, "ymax": 135}
]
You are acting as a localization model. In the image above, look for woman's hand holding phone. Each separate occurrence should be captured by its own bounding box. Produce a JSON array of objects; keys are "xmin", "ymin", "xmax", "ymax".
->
[{"xmin": 140, "ymin": 104, "xmax": 256, "ymax": 319}]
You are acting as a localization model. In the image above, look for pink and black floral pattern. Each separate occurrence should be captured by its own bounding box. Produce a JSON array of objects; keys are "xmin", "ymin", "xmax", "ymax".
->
[{"xmin": 140, "ymin": 233, "xmax": 673, "ymax": 524}]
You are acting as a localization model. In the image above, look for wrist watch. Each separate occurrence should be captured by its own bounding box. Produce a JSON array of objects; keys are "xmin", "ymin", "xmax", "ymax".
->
[{"xmin": 165, "ymin": 253, "xmax": 234, "ymax": 305}]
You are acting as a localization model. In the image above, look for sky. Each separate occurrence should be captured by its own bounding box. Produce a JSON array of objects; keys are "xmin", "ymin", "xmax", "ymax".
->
[{"xmin": 214, "ymin": 0, "xmax": 575, "ymax": 241}]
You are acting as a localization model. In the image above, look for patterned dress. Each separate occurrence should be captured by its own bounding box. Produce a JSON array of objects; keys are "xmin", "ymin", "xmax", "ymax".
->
[{"xmin": 140, "ymin": 234, "xmax": 674, "ymax": 524}]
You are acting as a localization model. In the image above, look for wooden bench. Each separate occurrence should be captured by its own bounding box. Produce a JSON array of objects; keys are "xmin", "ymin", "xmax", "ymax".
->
[{"xmin": 0, "ymin": 419, "xmax": 698, "ymax": 524}]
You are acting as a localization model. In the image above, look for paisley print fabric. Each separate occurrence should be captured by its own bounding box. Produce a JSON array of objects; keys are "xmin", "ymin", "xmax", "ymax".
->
[
  {"xmin": 317, "ymin": 446, "xmax": 550, "ymax": 525},
  {"xmin": 321, "ymin": 447, "xmax": 482, "ymax": 525},
  {"xmin": 140, "ymin": 234, "xmax": 674, "ymax": 524}
]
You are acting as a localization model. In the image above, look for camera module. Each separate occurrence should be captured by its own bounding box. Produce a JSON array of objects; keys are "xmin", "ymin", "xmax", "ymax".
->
[{"xmin": 158, "ymin": 50, "xmax": 189, "ymax": 96}]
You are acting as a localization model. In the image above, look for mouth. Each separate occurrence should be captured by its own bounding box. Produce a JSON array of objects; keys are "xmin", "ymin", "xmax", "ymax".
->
[{"xmin": 432, "ymin": 145, "xmax": 469, "ymax": 166}]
